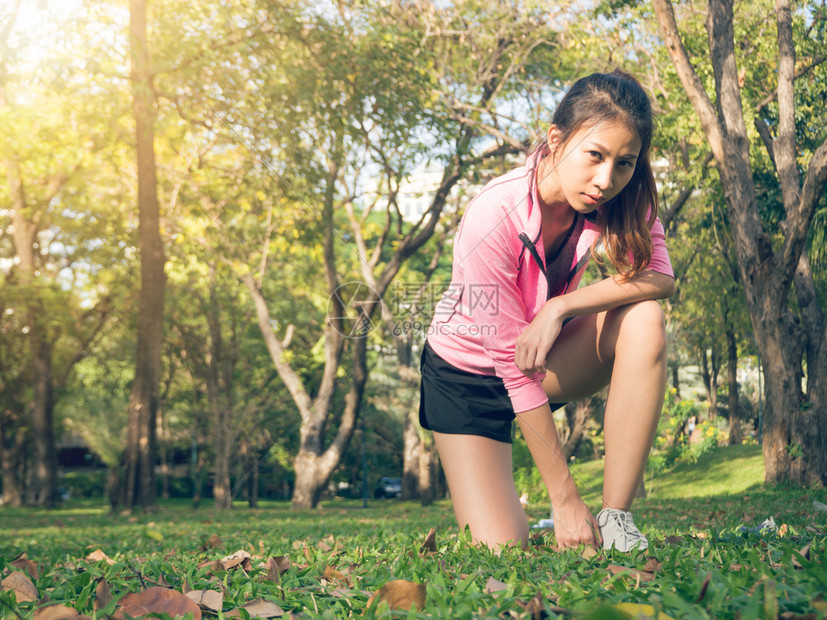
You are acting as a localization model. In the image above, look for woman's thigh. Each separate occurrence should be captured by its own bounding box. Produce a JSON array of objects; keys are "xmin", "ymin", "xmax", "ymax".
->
[
  {"xmin": 432, "ymin": 431, "xmax": 528, "ymax": 549},
  {"xmin": 541, "ymin": 300, "xmax": 665, "ymax": 402}
]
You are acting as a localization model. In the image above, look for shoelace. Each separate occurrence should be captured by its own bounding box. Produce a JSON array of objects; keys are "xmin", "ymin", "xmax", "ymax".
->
[
  {"xmin": 615, "ymin": 511, "xmax": 643, "ymax": 544},
  {"xmin": 607, "ymin": 510, "xmax": 645, "ymax": 545}
]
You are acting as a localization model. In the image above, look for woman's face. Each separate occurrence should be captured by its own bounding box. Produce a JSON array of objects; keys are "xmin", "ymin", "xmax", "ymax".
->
[{"xmin": 538, "ymin": 120, "xmax": 642, "ymax": 215}]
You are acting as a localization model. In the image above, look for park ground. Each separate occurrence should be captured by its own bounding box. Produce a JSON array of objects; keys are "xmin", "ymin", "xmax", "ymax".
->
[{"xmin": 1, "ymin": 445, "xmax": 826, "ymax": 619}]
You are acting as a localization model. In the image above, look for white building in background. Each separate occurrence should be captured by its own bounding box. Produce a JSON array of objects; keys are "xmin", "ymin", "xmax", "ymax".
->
[{"xmin": 364, "ymin": 160, "xmax": 471, "ymax": 223}]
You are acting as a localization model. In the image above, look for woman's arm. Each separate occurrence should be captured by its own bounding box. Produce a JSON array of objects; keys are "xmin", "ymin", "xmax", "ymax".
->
[
  {"xmin": 515, "ymin": 269, "xmax": 675, "ymax": 376},
  {"xmin": 516, "ymin": 402, "xmax": 601, "ymax": 548}
]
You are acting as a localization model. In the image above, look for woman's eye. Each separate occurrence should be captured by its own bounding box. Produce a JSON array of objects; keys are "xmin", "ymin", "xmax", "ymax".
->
[{"xmin": 588, "ymin": 151, "xmax": 602, "ymax": 160}]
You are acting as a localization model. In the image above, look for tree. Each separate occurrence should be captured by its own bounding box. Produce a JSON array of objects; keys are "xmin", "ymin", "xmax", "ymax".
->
[
  {"xmin": 0, "ymin": 1, "xmax": 117, "ymax": 506},
  {"xmin": 118, "ymin": 0, "xmax": 167, "ymax": 511},
  {"xmin": 218, "ymin": 0, "xmax": 568, "ymax": 508},
  {"xmin": 652, "ymin": 0, "xmax": 827, "ymax": 483}
]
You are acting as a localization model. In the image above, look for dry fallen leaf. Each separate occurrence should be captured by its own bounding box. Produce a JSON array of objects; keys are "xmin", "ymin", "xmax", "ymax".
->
[
  {"xmin": 484, "ymin": 577, "xmax": 507, "ymax": 594},
  {"xmin": 516, "ymin": 592, "xmax": 551, "ymax": 618},
  {"xmin": 366, "ymin": 580, "xmax": 427, "ymax": 611},
  {"xmin": 185, "ymin": 589, "xmax": 223, "ymax": 613},
  {"xmin": 94, "ymin": 579, "xmax": 113, "ymax": 611},
  {"xmin": 206, "ymin": 533, "xmax": 223, "ymax": 549},
  {"xmin": 580, "ymin": 546, "xmax": 599, "ymax": 559},
  {"xmin": 263, "ymin": 556, "xmax": 291, "ymax": 583},
  {"xmin": 607, "ymin": 564, "xmax": 655, "ymax": 583},
  {"xmin": 2, "ymin": 571, "xmax": 39, "ymax": 603},
  {"xmin": 420, "ymin": 528, "xmax": 437, "ymax": 553},
  {"xmin": 792, "ymin": 543, "xmax": 812, "ymax": 569},
  {"xmin": 31, "ymin": 604, "xmax": 88, "ymax": 620},
  {"xmin": 11, "ymin": 553, "xmax": 40, "ymax": 580},
  {"xmin": 225, "ymin": 597, "xmax": 284, "ymax": 618},
  {"xmin": 323, "ymin": 566, "xmax": 349, "ymax": 585},
  {"xmin": 113, "ymin": 586, "xmax": 202, "ymax": 620},
  {"xmin": 85, "ymin": 549, "xmax": 116, "ymax": 566},
  {"xmin": 220, "ymin": 550, "xmax": 253, "ymax": 571},
  {"xmin": 642, "ymin": 557, "xmax": 663, "ymax": 573}
]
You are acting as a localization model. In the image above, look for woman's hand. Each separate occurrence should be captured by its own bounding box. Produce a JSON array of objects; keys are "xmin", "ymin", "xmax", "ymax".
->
[
  {"xmin": 515, "ymin": 300, "xmax": 565, "ymax": 377},
  {"xmin": 552, "ymin": 494, "xmax": 602, "ymax": 549}
]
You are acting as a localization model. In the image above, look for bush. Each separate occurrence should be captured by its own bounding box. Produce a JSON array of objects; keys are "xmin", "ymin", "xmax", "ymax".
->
[{"xmin": 60, "ymin": 471, "xmax": 106, "ymax": 498}]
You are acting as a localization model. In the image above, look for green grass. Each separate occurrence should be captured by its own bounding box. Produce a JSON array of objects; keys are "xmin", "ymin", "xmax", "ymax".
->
[
  {"xmin": 1, "ymin": 446, "xmax": 826, "ymax": 619},
  {"xmin": 569, "ymin": 443, "xmax": 766, "ymax": 502}
]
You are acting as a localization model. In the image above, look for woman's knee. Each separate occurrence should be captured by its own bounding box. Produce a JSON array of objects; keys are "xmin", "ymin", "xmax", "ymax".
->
[{"xmin": 608, "ymin": 300, "xmax": 667, "ymax": 358}]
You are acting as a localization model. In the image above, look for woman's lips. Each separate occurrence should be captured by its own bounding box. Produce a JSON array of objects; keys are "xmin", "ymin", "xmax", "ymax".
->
[{"xmin": 582, "ymin": 193, "xmax": 603, "ymax": 205}]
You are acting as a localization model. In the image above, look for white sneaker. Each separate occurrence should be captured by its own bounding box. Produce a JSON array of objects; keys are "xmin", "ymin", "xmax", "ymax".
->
[{"xmin": 597, "ymin": 508, "xmax": 648, "ymax": 552}]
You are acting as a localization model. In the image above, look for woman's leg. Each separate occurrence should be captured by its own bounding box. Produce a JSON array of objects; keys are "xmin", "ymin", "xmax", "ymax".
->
[
  {"xmin": 540, "ymin": 300, "xmax": 667, "ymax": 511},
  {"xmin": 432, "ymin": 431, "xmax": 528, "ymax": 549}
]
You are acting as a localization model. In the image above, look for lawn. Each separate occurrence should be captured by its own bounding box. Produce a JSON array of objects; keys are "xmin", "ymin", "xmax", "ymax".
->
[{"xmin": 1, "ymin": 445, "xmax": 825, "ymax": 619}]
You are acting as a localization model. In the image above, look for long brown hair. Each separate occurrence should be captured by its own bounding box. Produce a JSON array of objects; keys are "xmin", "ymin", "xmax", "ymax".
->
[{"xmin": 539, "ymin": 69, "xmax": 658, "ymax": 277}]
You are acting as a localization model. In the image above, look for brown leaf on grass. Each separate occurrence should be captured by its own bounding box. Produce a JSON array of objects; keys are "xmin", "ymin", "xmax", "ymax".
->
[
  {"xmin": 318, "ymin": 534, "xmax": 336, "ymax": 553},
  {"xmin": 114, "ymin": 587, "xmax": 201, "ymax": 620},
  {"xmin": 11, "ymin": 553, "xmax": 40, "ymax": 580},
  {"xmin": 484, "ymin": 577, "xmax": 507, "ymax": 594},
  {"xmin": 323, "ymin": 566, "xmax": 350, "ymax": 586},
  {"xmin": 792, "ymin": 544, "xmax": 811, "ymax": 569},
  {"xmin": 196, "ymin": 559, "xmax": 223, "ymax": 573},
  {"xmin": 664, "ymin": 535, "xmax": 684, "ymax": 545},
  {"xmin": 2, "ymin": 571, "xmax": 39, "ymax": 603},
  {"xmin": 642, "ymin": 557, "xmax": 663, "ymax": 573},
  {"xmin": 263, "ymin": 556, "xmax": 291, "ymax": 583},
  {"xmin": 220, "ymin": 550, "xmax": 253, "ymax": 571},
  {"xmin": 420, "ymin": 528, "xmax": 437, "ymax": 553},
  {"xmin": 201, "ymin": 534, "xmax": 223, "ymax": 551},
  {"xmin": 94, "ymin": 579, "xmax": 113, "ymax": 611},
  {"xmin": 32, "ymin": 604, "xmax": 88, "ymax": 619},
  {"xmin": 695, "ymin": 572, "xmax": 711, "ymax": 603},
  {"xmin": 516, "ymin": 592, "xmax": 570, "ymax": 618},
  {"xmin": 606, "ymin": 564, "xmax": 655, "ymax": 583},
  {"xmin": 185, "ymin": 589, "xmax": 223, "ymax": 613},
  {"xmin": 85, "ymin": 549, "xmax": 115, "ymax": 566},
  {"xmin": 580, "ymin": 546, "xmax": 599, "ymax": 560},
  {"xmin": 225, "ymin": 598, "xmax": 284, "ymax": 618},
  {"xmin": 366, "ymin": 580, "xmax": 426, "ymax": 611}
]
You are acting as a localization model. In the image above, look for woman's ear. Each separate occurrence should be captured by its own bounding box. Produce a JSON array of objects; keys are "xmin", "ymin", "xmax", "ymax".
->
[{"xmin": 546, "ymin": 125, "xmax": 562, "ymax": 157}]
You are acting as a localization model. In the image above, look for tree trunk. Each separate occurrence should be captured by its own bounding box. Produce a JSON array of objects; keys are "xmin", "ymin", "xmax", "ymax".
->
[
  {"xmin": 122, "ymin": 0, "xmax": 165, "ymax": 512},
  {"xmin": 725, "ymin": 323, "xmax": 742, "ymax": 445},
  {"xmin": 418, "ymin": 440, "xmax": 435, "ymax": 506},
  {"xmin": 670, "ymin": 364, "xmax": 681, "ymax": 399},
  {"xmin": 247, "ymin": 448, "xmax": 259, "ymax": 508},
  {"xmin": 212, "ymin": 403, "xmax": 233, "ymax": 510},
  {"xmin": 30, "ymin": 332, "xmax": 57, "ymax": 507},
  {"xmin": 562, "ymin": 398, "xmax": 594, "ymax": 460},
  {"xmin": 0, "ymin": 413, "xmax": 24, "ymax": 507},
  {"xmin": 700, "ymin": 349, "xmax": 719, "ymax": 418},
  {"xmin": 401, "ymin": 409, "xmax": 420, "ymax": 501}
]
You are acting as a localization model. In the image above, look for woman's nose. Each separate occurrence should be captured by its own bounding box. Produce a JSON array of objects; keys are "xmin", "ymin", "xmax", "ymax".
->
[{"xmin": 593, "ymin": 163, "xmax": 613, "ymax": 190}]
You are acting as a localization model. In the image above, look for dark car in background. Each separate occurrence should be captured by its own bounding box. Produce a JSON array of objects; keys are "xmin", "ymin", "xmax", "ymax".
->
[{"xmin": 374, "ymin": 476, "xmax": 402, "ymax": 499}]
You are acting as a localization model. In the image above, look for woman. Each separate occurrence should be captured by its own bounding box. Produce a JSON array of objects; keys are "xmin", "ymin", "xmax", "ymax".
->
[{"xmin": 419, "ymin": 69, "xmax": 674, "ymax": 551}]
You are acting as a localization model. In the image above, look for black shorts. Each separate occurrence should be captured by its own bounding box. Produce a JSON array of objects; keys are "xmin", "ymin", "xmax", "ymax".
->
[{"xmin": 419, "ymin": 341, "xmax": 564, "ymax": 444}]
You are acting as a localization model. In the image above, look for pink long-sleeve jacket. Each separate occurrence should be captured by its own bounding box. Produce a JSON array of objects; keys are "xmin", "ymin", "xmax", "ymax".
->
[{"xmin": 426, "ymin": 149, "xmax": 674, "ymax": 414}]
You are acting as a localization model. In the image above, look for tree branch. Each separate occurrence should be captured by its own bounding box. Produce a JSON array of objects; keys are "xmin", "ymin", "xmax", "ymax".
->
[{"xmin": 651, "ymin": 0, "xmax": 726, "ymax": 163}]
